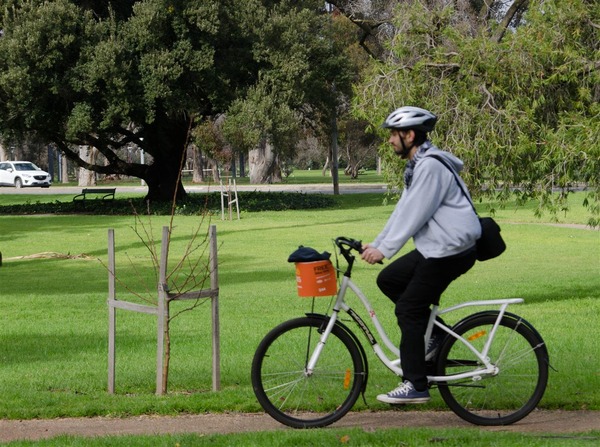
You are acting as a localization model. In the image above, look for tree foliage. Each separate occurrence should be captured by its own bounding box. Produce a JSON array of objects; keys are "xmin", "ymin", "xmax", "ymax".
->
[
  {"xmin": 0, "ymin": 0, "xmax": 224, "ymax": 200},
  {"xmin": 221, "ymin": 1, "xmax": 354, "ymax": 183},
  {"xmin": 351, "ymin": 0, "xmax": 599, "ymax": 225},
  {"xmin": 0, "ymin": 0, "xmax": 352, "ymax": 199}
]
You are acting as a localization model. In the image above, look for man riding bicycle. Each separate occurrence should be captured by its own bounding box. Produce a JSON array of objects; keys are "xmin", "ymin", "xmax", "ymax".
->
[{"xmin": 361, "ymin": 106, "xmax": 481, "ymax": 404}]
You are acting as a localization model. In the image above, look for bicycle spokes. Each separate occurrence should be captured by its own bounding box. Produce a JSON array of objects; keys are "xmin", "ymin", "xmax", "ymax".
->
[
  {"xmin": 437, "ymin": 313, "xmax": 548, "ymax": 426},
  {"xmin": 251, "ymin": 316, "xmax": 365, "ymax": 428}
]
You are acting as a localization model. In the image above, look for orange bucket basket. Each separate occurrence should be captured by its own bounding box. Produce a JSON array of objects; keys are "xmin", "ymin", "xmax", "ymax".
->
[{"xmin": 295, "ymin": 260, "xmax": 337, "ymax": 297}]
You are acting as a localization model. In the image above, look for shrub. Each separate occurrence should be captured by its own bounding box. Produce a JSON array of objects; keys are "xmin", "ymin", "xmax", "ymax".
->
[{"xmin": 0, "ymin": 191, "xmax": 335, "ymax": 215}]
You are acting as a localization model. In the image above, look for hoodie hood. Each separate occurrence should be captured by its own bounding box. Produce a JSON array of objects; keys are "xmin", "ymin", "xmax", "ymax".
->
[{"xmin": 424, "ymin": 146, "xmax": 464, "ymax": 173}]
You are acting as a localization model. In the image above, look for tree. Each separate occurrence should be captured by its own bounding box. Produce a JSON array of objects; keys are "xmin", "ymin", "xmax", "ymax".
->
[
  {"xmin": 0, "ymin": 0, "xmax": 352, "ymax": 201},
  {"xmin": 0, "ymin": 0, "xmax": 217, "ymax": 200},
  {"xmin": 349, "ymin": 0, "xmax": 599, "ymax": 224},
  {"xmin": 339, "ymin": 118, "xmax": 378, "ymax": 178},
  {"xmin": 221, "ymin": 1, "xmax": 354, "ymax": 185},
  {"xmin": 328, "ymin": 0, "xmax": 534, "ymax": 57}
]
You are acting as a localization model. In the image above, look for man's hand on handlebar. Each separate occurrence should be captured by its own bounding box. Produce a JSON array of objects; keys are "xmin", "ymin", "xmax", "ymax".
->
[{"xmin": 360, "ymin": 244, "xmax": 385, "ymax": 265}]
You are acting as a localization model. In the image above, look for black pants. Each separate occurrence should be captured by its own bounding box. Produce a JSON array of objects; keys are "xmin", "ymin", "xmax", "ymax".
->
[{"xmin": 377, "ymin": 248, "xmax": 477, "ymax": 391}]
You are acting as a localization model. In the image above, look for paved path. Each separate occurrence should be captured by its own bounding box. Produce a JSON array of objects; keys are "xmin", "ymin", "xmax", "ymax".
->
[{"xmin": 0, "ymin": 411, "xmax": 598, "ymax": 442}]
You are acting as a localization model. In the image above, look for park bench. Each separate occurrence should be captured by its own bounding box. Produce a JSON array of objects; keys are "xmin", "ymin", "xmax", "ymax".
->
[{"xmin": 73, "ymin": 188, "xmax": 116, "ymax": 202}]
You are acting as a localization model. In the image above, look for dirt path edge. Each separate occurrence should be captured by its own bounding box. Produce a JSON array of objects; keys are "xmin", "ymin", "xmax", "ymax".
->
[{"xmin": 1, "ymin": 410, "xmax": 598, "ymax": 442}]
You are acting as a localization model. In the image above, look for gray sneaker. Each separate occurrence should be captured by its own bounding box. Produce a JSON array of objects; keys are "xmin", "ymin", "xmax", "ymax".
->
[{"xmin": 376, "ymin": 381, "xmax": 430, "ymax": 404}]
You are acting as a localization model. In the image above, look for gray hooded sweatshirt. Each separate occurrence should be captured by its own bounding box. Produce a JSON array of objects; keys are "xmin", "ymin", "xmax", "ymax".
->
[{"xmin": 371, "ymin": 142, "xmax": 481, "ymax": 259}]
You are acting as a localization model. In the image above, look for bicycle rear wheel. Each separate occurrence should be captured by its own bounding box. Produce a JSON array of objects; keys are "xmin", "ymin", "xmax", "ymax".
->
[
  {"xmin": 251, "ymin": 316, "xmax": 365, "ymax": 428},
  {"xmin": 436, "ymin": 312, "xmax": 549, "ymax": 426}
]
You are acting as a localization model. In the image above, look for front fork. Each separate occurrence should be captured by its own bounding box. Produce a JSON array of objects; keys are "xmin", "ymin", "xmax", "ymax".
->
[{"xmin": 304, "ymin": 309, "xmax": 341, "ymax": 375}]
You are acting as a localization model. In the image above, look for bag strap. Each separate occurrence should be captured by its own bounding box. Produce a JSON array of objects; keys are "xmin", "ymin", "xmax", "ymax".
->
[{"xmin": 427, "ymin": 154, "xmax": 478, "ymax": 215}]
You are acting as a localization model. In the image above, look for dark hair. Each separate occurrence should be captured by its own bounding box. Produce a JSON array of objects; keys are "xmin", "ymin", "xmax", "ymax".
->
[{"xmin": 412, "ymin": 130, "xmax": 427, "ymax": 146}]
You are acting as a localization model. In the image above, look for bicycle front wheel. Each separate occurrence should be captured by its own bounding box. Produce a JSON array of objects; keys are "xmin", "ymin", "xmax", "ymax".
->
[
  {"xmin": 251, "ymin": 316, "xmax": 365, "ymax": 428},
  {"xmin": 436, "ymin": 312, "xmax": 549, "ymax": 426}
]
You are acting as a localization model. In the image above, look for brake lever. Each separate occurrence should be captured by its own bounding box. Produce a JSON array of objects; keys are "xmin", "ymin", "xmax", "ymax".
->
[{"xmin": 353, "ymin": 239, "xmax": 383, "ymax": 265}]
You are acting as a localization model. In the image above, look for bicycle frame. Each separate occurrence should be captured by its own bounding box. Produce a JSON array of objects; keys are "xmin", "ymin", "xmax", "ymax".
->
[{"xmin": 305, "ymin": 272, "xmax": 525, "ymax": 384}]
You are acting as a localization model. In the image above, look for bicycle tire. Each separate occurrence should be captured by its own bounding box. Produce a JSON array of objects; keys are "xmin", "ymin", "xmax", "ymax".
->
[
  {"xmin": 436, "ymin": 312, "xmax": 549, "ymax": 426},
  {"xmin": 251, "ymin": 316, "xmax": 365, "ymax": 428}
]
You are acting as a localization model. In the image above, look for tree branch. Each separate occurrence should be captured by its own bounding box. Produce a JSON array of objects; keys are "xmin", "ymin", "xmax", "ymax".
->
[
  {"xmin": 479, "ymin": 84, "xmax": 501, "ymax": 114},
  {"xmin": 424, "ymin": 62, "xmax": 460, "ymax": 71},
  {"xmin": 327, "ymin": 1, "xmax": 388, "ymax": 60},
  {"xmin": 478, "ymin": 0, "xmax": 493, "ymax": 22},
  {"xmin": 53, "ymin": 138, "xmax": 147, "ymax": 177},
  {"xmin": 492, "ymin": 0, "xmax": 530, "ymax": 43},
  {"xmin": 358, "ymin": 24, "xmax": 381, "ymax": 60}
]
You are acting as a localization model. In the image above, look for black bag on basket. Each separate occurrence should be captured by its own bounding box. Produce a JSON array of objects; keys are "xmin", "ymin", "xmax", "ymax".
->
[
  {"xmin": 429, "ymin": 155, "xmax": 506, "ymax": 262},
  {"xmin": 476, "ymin": 217, "xmax": 506, "ymax": 261}
]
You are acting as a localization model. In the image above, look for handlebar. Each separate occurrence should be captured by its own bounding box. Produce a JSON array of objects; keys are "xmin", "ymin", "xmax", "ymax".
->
[
  {"xmin": 334, "ymin": 236, "xmax": 364, "ymax": 254},
  {"xmin": 334, "ymin": 237, "xmax": 383, "ymax": 268},
  {"xmin": 333, "ymin": 237, "xmax": 362, "ymax": 275}
]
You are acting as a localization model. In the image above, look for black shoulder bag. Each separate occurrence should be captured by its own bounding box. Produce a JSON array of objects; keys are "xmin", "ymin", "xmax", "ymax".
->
[{"xmin": 429, "ymin": 155, "xmax": 506, "ymax": 262}]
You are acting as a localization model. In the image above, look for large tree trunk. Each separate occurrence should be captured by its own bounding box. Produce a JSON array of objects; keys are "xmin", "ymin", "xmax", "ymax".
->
[
  {"xmin": 143, "ymin": 113, "xmax": 191, "ymax": 203},
  {"xmin": 191, "ymin": 146, "xmax": 204, "ymax": 183},
  {"xmin": 61, "ymin": 155, "xmax": 69, "ymax": 183},
  {"xmin": 78, "ymin": 146, "xmax": 97, "ymax": 186},
  {"xmin": 248, "ymin": 140, "xmax": 281, "ymax": 184}
]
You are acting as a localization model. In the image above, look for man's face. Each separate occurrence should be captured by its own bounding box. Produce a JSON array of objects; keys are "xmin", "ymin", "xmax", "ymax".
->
[{"xmin": 388, "ymin": 129, "xmax": 414, "ymax": 159}]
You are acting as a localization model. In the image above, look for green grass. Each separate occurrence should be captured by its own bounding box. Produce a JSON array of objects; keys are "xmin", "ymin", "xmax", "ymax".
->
[
  {"xmin": 0, "ymin": 190, "xmax": 598, "ymax": 444},
  {"xmin": 14, "ymin": 168, "xmax": 385, "ymax": 190},
  {"xmin": 4, "ymin": 428, "xmax": 600, "ymax": 447},
  {"xmin": 277, "ymin": 168, "xmax": 385, "ymax": 184}
]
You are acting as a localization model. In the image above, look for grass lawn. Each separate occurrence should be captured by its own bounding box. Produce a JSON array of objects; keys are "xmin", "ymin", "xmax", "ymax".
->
[
  {"xmin": 3, "ymin": 427, "xmax": 599, "ymax": 447},
  {"xmin": 0, "ymin": 189, "xmax": 598, "ymax": 445},
  {"xmin": 56, "ymin": 168, "xmax": 386, "ymax": 186}
]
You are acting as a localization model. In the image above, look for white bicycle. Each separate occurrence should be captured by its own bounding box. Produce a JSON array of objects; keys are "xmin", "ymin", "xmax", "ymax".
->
[{"xmin": 251, "ymin": 237, "xmax": 549, "ymax": 428}]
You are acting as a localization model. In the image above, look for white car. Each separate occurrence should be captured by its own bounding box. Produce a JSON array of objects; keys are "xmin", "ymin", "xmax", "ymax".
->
[{"xmin": 0, "ymin": 161, "xmax": 52, "ymax": 188}]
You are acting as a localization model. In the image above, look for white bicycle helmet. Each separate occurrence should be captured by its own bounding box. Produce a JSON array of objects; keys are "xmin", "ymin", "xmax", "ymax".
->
[{"xmin": 382, "ymin": 106, "xmax": 437, "ymax": 132}]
